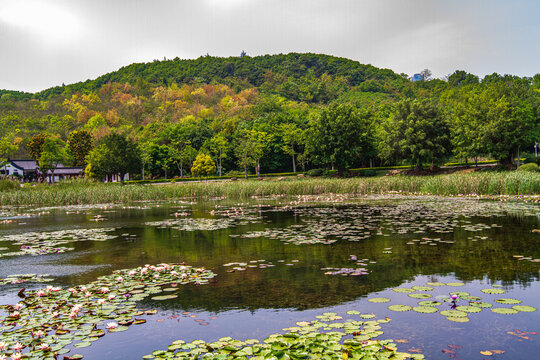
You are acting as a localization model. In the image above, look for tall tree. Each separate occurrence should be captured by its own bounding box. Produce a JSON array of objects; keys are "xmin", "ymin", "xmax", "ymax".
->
[
  {"xmin": 85, "ymin": 133, "xmax": 141, "ymax": 184},
  {"xmin": 234, "ymin": 129, "xmax": 271, "ymax": 178},
  {"xmin": 206, "ymin": 133, "xmax": 228, "ymax": 176},
  {"xmin": 39, "ymin": 136, "xmax": 67, "ymax": 182},
  {"xmin": 66, "ymin": 130, "xmax": 93, "ymax": 167},
  {"xmin": 28, "ymin": 133, "xmax": 48, "ymax": 165},
  {"xmin": 379, "ymin": 99, "xmax": 451, "ymax": 169},
  {"xmin": 307, "ymin": 104, "xmax": 374, "ymax": 175},
  {"xmin": 280, "ymin": 123, "xmax": 304, "ymax": 173}
]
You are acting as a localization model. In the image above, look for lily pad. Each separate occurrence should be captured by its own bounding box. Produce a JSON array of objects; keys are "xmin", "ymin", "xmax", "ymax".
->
[
  {"xmin": 440, "ymin": 310, "xmax": 468, "ymax": 317},
  {"xmin": 151, "ymin": 294, "xmax": 178, "ymax": 301},
  {"xmin": 446, "ymin": 316, "xmax": 469, "ymax": 323},
  {"xmin": 512, "ymin": 305, "xmax": 537, "ymax": 312},
  {"xmin": 418, "ymin": 301, "xmax": 441, "ymax": 306},
  {"xmin": 491, "ymin": 308, "xmax": 519, "ymax": 314},
  {"xmin": 456, "ymin": 306, "xmax": 482, "ymax": 313},
  {"xmin": 469, "ymin": 301, "xmax": 492, "ymax": 308},
  {"xmin": 388, "ymin": 305, "xmax": 412, "ymax": 312},
  {"xmin": 445, "ymin": 282, "xmax": 465, "ymax": 287},
  {"xmin": 426, "ymin": 282, "xmax": 446, "ymax": 286},
  {"xmin": 392, "ymin": 288, "xmax": 414, "ymax": 293},
  {"xmin": 368, "ymin": 297, "xmax": 390, "ymax": 303},
  {"xmin": 74, "ymin": 342, "xmax": 92, "ymax": 348},
  {"xmin": 413, "ymin": 306, "xmax": 438, "ymax": 314},
  {"xmin": 412, "ymin": 286, "xmax": 433, "ymax": 291},
  {"xmin": 482, "ymin": 288, "xmax": 505, "ymax": 294},
  {"xmin": 408, "ymin": 293, "xmax": 432, "ymax": 299},
  {"xmin": 495, "ymin": 298, "xmax": 522, "ymax": 304}
]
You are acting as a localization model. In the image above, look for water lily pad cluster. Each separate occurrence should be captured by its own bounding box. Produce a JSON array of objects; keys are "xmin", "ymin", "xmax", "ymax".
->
[
  {"xmin": 231, "ymin": 198, "xmax": 533, "ymax": 246},
  {"xmin": 513, "ymin": 254, "xmax": 540, "ymax": 263},
  {"xmin": 142, "ymin": 313, "xmax": 424, "ymax": 360},
  {"xmin": 382, "ymin": 283, "xmax": 537, "ymax": 322},
  {"xmin": 146, "ymin": 211, "xmax": 262, "ymax": 232},
  {"xmin": 405, "ymin": 237, "xmax": 455, "ymax": 246},
  {"xmin": 222, "ymin": 259, "xmax": 282, "ymax": 272},
  {"xmin": 0, "ymin": 263, "xmax": 216, "ymax": 359},
  {"xmin": 321, "ymin": 267, "xmax": 369, "ymax": 276},
  {"xmin": 0, "ymin": 228, "xmax": 118, "ymax": 258},
  {"xmin": 0, "ymin": 274, "xmax": 55, "ymax": 285}
]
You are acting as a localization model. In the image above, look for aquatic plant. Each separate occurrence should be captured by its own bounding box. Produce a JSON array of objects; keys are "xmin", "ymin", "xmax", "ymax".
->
[
  {"xmin": 0, "ymin": 263, "xmax": 216, "ymax": 359},
  {"xmin": 1, "ymin": 172, "xmax": 540, "ymax": 206},
  {"xmin": 142, "ymin": 313, "xmax": 425, "ymax": 360}
]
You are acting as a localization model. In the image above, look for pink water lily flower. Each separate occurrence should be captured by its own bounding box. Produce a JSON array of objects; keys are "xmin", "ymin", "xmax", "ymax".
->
[
  {"xmin": 0, "ymin": 341, "xmax": 6, "ymax": 350},
  {"xmin": 12, "ymin": 343, "xmax": 24, "ymax": 351},
  {"xmin": 38, "ymin": 343, "xmax": 50, "ymax": 351},
  {"xmin": 10, "ymin": 353, "xmax": 22, "ymax": 360},
  {"xmin": 106, "ymin": 322, "xmax": 118, "ymax": 329}
]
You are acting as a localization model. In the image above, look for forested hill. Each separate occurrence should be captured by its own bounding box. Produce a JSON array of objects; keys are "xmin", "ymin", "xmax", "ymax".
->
[
  {"xmin": 5, "ymin": 53, "xmax": 405, "ymax": 100},
  {"xmin": 0, "ymin": 53, "xmax": 538, "ymax": 177}
]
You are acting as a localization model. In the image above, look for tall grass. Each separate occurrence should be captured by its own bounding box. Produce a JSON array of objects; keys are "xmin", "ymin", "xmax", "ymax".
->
[
  {"xmin": 1, "ymin": 172, "xmax": 539, "ymax": 206},
  {"xmin": 0, "ymin": 179, "xmax": 20, "ymax": 191}
]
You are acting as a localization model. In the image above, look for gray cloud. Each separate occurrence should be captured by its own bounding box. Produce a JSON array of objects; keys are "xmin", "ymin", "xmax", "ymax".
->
[{"xmin": 0, "ymin": 0, "xmax": 538, "ymax": 92}]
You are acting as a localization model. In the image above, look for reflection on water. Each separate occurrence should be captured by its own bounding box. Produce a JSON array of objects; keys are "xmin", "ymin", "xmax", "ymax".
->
[{"xmin": 0, "ymin": 197, "xmax": 539, "ymax": 359}]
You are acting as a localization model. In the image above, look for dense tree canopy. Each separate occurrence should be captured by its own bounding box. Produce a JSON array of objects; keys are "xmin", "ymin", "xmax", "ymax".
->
[
  {"xmin": 307, "ymin": 104, "xmax": 374, "ymax": 175},
  {"xmin": 85, "ymin": 133, "xmax": 141, "ymax": 184},
  {"xmin": 379, "ymin": 99, "xmax": 451, "ymax": 169},
  {"xmin": 0, "ymin": 53, "xmax": 538, "ymax": 180}
]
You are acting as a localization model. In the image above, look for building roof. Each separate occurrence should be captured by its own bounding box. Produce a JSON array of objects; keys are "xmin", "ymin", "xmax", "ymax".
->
[
  {"xmin": 52, "ymin": 167, "xmax": 83, "ymax": 175},
  {"xmin": 9, "ymin": 159, "xmax": 38, "ymax": 171},
  {"xmin": 7, "ymin": 159, "xmax": 82, "ymax": 175}
]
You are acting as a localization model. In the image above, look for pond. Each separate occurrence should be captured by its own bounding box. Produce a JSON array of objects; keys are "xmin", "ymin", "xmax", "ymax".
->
[{"xmin": 0, "ymin": 196, "xmax": 539, "ymax": 359}]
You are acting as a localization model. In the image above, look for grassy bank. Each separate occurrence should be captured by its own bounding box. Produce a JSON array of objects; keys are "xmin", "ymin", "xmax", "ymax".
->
[{"xmin": 1, "ymin": 172, "xmax": 539, "ymax": 206}]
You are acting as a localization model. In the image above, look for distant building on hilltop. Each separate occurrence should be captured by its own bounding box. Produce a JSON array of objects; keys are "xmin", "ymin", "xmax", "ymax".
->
[{"xmin": 411, "ymin": 73, "xmax": 424, "ymax": 82}]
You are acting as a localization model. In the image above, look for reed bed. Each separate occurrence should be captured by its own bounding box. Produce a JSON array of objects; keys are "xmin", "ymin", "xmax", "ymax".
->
[{"xmin": 0, "ymin": 172, "xmax": 539, "ymax": 206}]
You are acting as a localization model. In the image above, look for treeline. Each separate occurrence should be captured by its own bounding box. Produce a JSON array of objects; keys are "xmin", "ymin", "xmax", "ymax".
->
[{"xmin": 0, "ymin": 53, "xmax": 539, "ymax": 181}]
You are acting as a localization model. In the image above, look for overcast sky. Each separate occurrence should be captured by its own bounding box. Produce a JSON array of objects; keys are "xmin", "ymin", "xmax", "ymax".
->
[{"xmin": 1, "ymin": 0, "xmax": 539, "ymax": 93}]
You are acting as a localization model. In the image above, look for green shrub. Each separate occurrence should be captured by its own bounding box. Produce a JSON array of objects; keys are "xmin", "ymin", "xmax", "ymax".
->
[
  {"xmin": 306, "ymin": 169, "xmax": 324, "ymax": 177},
  {"xmin": 225, "ymin": 170, "xmax": 245, "ymax": 177},
  {"xmin": 523, "ymin": 155, "xmax": 540, "ymax": 165},
  {"xmin": 0, "ymin": 179, "xmax": 20, "ymax": 191},
  {"xmin": 517, "ymin": 163, "xmax": 539, "ymax": 172}
]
